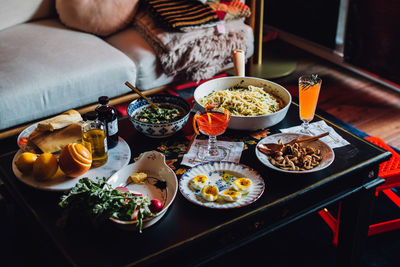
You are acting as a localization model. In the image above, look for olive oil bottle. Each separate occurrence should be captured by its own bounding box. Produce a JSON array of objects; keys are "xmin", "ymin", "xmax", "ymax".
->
[{"xmin": 82, "ymin": 111, "xmax": 108, "ymax": 167}]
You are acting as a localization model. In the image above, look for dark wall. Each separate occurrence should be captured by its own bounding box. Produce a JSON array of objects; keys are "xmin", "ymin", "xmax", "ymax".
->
[
  {"xmin": 264, "ymin": 0, "xmax": 340, "ymax": 49},
  {"xmin": 344, "ymin": 0, "xmax": 400, "ymax": 84}
]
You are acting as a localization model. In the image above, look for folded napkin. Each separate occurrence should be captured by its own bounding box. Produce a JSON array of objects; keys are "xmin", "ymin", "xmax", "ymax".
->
[
  {"xmin": 280, "ymin": 120, "xmax": 350, "ymax": 149},
  {"xmin": 133, "ymin": 11, "xmax": 249, "ymax": 81},
  {"xmin": 181, "ymin": 139, "xmax": 244, "ymax": 167}
]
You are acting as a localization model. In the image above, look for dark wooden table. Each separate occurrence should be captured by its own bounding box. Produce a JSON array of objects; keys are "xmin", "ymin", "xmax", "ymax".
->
[{"xmin": 0, "ymin": 102, "xmax": 391, "ymax": 267}]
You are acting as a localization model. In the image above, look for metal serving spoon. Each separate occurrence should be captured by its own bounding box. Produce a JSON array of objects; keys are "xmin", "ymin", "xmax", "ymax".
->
[{"xmin": 257, "ymin": 132, "xmax": 329, "ymax": 155}]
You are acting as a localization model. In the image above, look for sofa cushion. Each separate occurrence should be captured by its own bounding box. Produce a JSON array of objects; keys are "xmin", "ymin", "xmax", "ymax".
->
[
  {"xmin": 0, "ymin": 0, "xmax": 55, "ymax": 32},
  {"xmin": 0, "ymin": 19, "xmax": 136, "ymax": 130},
  {"xmin": 56, "ymin": 0, "xmax": 139, "ymax": 37},
  {"xmin": 106, "ymin": 28, "xmax": 174, "ymax": 90}
]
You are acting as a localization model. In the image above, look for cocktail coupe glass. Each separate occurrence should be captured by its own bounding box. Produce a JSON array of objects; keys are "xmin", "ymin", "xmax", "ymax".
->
[
  {"xmin": 299, "ymin": 74, "xmax": 322, "ymax": 134},
  {"xmin": 193, "ymin": 108, "xmax": 231, "ymax": 161}
]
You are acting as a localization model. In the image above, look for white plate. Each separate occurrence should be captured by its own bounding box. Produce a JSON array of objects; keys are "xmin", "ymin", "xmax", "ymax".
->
[
  {"xmin": 17, "ymin": 123, "xmax": 41, "ymax": 153},
  {"xmin": 255, "ymin": 133, "xmax": 335, "ymax": 173},
  {"xmin": 12, "ymin": 137, "xmax": 131, "ymax": 191},
  {"xmin": 107, "ymin": 151, "xmax": 178, "ymax": 230},
  {"xmin": 179, "ymin": 162, "xmax": 265, "ymax": 209}
]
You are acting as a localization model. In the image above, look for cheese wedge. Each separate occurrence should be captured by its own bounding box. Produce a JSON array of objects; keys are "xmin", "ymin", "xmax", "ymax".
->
[
  {"xmin": 29, "ymin": 123, "xmax": 82, "ymax": 153},
  {"xmin": 129, "ymin": 172, "xmax": 148, "ymax": 184},
  {"xmin": 37, "ymin": 110, "xmax": 82, "ymax": 132}
]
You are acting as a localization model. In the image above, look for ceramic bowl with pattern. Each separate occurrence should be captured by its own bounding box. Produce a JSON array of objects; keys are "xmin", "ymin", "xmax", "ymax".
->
[
  {"xmin": 194, "ymin": 76, "xmax": 292, "ymax": 131},
  {"xmin": 127, "ymin": 95, "xmax": 190, "ymax": 138}
]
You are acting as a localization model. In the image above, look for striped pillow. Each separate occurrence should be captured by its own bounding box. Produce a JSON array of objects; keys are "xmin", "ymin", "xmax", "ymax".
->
[{"xmin": 144, "ymin": 0, "xmax": 220, "ymax": 31}]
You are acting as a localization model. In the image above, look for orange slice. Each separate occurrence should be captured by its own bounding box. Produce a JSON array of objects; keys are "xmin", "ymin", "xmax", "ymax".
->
[
  {"xmin": 193, "ymin": 114, "xmax": 200, "ymax": 135},
  {"xmin": 206, "ymin": 112, "xmax": 212, "ymax": 124},
  {"xmin": 224, "ymin": 109, "xmax": 230, "ymax": 121},
  {"xmin": 208, "ymin": 112, "xmax": 229, "ymax": 124},
  {"xmin": 205, "ymin": 103, "xmax": 219, "ymax": 111}
]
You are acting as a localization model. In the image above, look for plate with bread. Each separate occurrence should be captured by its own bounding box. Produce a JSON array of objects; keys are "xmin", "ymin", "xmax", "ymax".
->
[
  {"xmin": 17, "ymin": 110, "xmax": 83, "ymax": 154},
  {"xmin": 13, "ymin": 110, "xmax": 131, "ymax": 191}
]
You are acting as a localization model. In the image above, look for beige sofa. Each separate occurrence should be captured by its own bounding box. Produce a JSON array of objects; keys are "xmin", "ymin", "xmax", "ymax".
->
[{"xmin": 0, "ymin": 0, "xmax": 254, "ymax": 136}]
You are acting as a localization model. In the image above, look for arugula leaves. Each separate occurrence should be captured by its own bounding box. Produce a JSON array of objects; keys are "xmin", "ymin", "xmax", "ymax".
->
[
  {"xmin": 59, "ymin": 177, "xmax": 153, "ymax": 233},
  {"xmin": 135, "ymin": 105, "xmax": 181, "ymax": 124}
]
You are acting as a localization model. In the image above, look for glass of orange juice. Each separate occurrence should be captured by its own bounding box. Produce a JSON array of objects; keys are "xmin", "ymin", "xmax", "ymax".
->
[
  {"xmin": 299, "ymin": 74, "xmax": 322, "ymax": 134},
  {"xmin": 193, "ymin": 108, "xmax": 231, "ymax": 161}
]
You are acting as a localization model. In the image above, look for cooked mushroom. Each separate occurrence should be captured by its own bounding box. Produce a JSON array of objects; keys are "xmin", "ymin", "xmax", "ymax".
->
[{"xmin": 267, "ymin": 141, "xmax": 323, "ymax": 171}]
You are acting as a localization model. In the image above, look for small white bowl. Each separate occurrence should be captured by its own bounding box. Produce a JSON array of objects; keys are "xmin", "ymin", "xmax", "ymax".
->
[
  {"xmin": 107, "ymin": 151, "xmax": 178, "ymax": 231},
  {"xmin": 194, "ymin": 76, "xmax": 292, "ymax": 131},
  {"xmin": 255, "ymin": 133, "xmax": 335, "ymax": 173},
  {"xmin": 127, "ymin": 95, "xmax": 190, "ymax": 138}
]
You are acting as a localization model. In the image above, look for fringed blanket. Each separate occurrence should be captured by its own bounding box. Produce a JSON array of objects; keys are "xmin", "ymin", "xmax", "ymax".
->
[{"xmin": 133, "ymin": 11, "xmax": 250, "ymax": 81}]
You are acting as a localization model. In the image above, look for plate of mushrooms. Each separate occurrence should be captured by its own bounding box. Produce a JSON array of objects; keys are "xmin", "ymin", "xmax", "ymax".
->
[{"xmin": 255, "ymin": 133, "xmax": 335, "ymax": 173}]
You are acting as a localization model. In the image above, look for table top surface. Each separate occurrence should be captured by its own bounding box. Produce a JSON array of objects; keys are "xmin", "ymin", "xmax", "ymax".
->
[{"xmin": 0, "ymin": 101, "xmax": 391, "ymax": 266}]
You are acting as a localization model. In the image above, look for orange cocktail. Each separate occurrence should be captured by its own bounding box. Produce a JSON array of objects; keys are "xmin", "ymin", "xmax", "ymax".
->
[
  {"xmin": 193, "ymin": 109, "xmax": 231, "ymax": 161},
  {"xmin": 194, "ymin": 111, "xmax": 230, "ymax": 136},
  {"xmin": 299, "ymin": 74, "xmax": 322, "ymax": 133}
]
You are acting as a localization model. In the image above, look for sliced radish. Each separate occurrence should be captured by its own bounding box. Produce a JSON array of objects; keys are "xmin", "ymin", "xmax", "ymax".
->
[
  {"xmin": 115, "ymin": 186, "xmax": 129, "ymax": 193},
  {"xmin": 131, "ymin": 208, "xmax": 139, "ymax": 221}
]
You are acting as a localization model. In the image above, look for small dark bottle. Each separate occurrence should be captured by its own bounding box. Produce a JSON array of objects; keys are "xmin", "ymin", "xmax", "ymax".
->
[{"xmin": 95, "ymin": 96, "xmax": 119, "ymax": 149}]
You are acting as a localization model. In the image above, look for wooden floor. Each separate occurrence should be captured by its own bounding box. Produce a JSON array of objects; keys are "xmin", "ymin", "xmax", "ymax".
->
[{"xmin": 264, "ymin": 40, "xmax": 400, "ymax": 149}]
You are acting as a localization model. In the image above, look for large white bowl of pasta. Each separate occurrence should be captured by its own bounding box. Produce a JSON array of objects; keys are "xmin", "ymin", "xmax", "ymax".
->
[{"xmin": 194, "ymin": 76, "xmax": 292, "ymax": 131}]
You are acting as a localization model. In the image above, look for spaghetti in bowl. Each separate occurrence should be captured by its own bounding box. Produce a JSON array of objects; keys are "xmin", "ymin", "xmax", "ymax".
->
[
  {"xmin": 198, "ymin": 85, "xmax": 282, "ymax": 116},
  {"xmin": 194, "ymin": 76, "xmax": 291, "ymax": 131}
]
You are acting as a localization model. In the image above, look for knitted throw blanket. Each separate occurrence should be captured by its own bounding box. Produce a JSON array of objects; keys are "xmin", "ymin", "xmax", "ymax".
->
[{"xmin": 134, "ymin": 11, "xmax": 249, "ymax": 81}]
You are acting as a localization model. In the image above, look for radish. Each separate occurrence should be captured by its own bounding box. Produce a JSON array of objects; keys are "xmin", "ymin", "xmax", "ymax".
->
[{"xmin": 149, "ymin": 199, "xmax": 163, "ymax": 213}]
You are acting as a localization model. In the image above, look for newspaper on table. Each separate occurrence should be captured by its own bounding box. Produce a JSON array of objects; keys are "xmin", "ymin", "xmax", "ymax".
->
[
  {"xmin": 280, "ymin": 120, "xmax": 350, "ymax": 149},
  {"xmin": 181, "ymin": 139, "xmax": 244, "ymax": 167}
]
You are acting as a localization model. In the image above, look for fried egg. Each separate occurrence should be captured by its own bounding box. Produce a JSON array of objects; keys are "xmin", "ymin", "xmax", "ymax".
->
[
  {"xmin": 201, "ymin": 185, "xmax": 219, "ymax": 202},
  {"xmin": 190, "ymin": 175, "xmax": 208, "ymax": 191},
  {"xmin": 220, "ymin": 190, "xmax": 242, "ymax": 202},
  {"xmin": 231, "ymin": 178, "xmax": 252, "ymax": 193}
]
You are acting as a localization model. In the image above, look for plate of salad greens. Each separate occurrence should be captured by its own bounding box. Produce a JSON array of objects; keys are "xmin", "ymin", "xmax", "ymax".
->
[{"xmin": 59, "ymin": 151, "xmax": 178, "ymax": 232}]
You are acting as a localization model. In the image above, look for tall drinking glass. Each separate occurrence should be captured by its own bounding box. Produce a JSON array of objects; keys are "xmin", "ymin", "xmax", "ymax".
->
[
  {"xmin": 299, "ymin": 74, "xmax": 322, "ymax": 134},
  {"xmin": 193, "ymin": 109, "xmax": 231, "ymax": 161}
]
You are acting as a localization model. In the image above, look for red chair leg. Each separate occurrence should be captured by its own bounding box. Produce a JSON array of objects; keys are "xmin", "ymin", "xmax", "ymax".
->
[
  {"xmin": 319, "ymin": 136, "xmax": 400, "ymax": 242},
  {"xmin": 318, "ymin": 208, "xmax": 337, "ymax": 232},
  {"xmin": 318, "ymin": 202, "xmax": 341, "ymax": 246},
  {"xmin": 383, "ymin": 188, "xmax": 400, "ymax": 207},
  {"xmin": 367, "ymin": 188, "xmax": 400, "ymax": 236},
  {"xmin": 369, "ymin": 219, "xmax": 400, "ymax": 236}
]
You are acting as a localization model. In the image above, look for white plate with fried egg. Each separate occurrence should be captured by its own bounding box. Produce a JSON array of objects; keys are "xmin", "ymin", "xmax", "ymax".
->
[{"xmin": 179, "ymin": 162, "xmax": 265, "ymax": 209}]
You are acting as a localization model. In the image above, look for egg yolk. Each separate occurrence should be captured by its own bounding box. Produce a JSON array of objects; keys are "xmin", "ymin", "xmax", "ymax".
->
[
  {"xmin": 193, "ymin": 175, "xmax": 208, "ymax": 183},
  {"xmin": 234, "ymin": 178, "xmax": 252, "ymax": 191},
  {"xmin": 204, "ymin": 186, "xmax": 218, "ymax": 195},
  {"xmin": 223, "ymin": 190, "xmax": 239, "ymax": 197},
  {"xmin": 201, "ymin": 185, "xmax": 219, "ymax": 201},
  {"xmin": 220, "ymin": 190, "xmax": 242, "ymax": 202}
]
